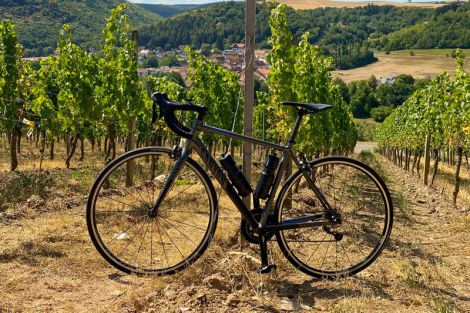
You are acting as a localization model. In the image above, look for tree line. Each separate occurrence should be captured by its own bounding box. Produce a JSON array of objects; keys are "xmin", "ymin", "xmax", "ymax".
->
[
  {"xmin": 335, "ymin": 74, "xmax": 430, "ymax": 121},
  {"xmin": 373, "ymin": 2, "xmax": 470, "ymax": 51},
  {"xmin": 0, "ymin": 0, "xmax": 163, "ymax": 57}
]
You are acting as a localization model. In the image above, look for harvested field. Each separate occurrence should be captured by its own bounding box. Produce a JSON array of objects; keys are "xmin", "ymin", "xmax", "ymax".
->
[{"xmin": 334, "ymin": 52, "xmax": 470, "ymax": 83}]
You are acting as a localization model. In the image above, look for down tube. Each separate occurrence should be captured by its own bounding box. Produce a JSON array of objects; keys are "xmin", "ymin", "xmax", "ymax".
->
[{"xmin": 191, "ymin": 137, "xmax": 259, "ymax": 229}]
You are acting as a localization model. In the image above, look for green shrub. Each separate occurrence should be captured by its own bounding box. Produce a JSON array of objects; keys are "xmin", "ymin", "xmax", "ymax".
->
[
  {"xmin": 354, "ymin": 119, "xmax": 377, "ymax": 141},
  {"xmin": 371, "ymin": 105, "xmax": 393, "ymax": 122}
]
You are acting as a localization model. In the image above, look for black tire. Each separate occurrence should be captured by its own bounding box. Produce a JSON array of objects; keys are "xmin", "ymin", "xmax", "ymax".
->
[
  {"xmin": 275, "ymin": 156, "xmax": 393, "ymax": 279},
  {"xmin": 87, "ymin": 147, "xmax": 218, "ymax": 275}
]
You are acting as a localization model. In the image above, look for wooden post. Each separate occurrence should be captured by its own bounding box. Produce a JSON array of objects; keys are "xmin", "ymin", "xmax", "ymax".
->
[
  {"xmin": 452, "ymin": 145, "xmax": 463, "ymax": 204},
  {"xmin": 126, "ymin": 30, "xmax": 138, "ymax": 187},
  {"xmin": 423, "ymin": 134, "xmax": 431, "ymax": 185},
  {"xmin": 242, "ymin": 0, "xmax": 256, "ymax": 247}
]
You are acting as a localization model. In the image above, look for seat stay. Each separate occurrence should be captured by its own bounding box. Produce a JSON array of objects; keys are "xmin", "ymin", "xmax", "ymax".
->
[{"xmin": 292, "ymin": 155, "xmax": 336, "ymax": 215}]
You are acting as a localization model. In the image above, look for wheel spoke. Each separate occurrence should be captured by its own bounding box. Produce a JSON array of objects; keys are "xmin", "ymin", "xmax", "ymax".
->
[
  {"xmin": 277, "ymin": 159, "xmax": 391, "ymax": 278},
  {"xmin": 88, "ymin": 150, "xmax": 215, "ymax": 275}
]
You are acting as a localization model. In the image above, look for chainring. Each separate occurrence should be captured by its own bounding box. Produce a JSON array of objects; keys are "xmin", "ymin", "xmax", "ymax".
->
[{"xmin": 240, "ymin": 209, "xmax": 275, "ymax": 244}]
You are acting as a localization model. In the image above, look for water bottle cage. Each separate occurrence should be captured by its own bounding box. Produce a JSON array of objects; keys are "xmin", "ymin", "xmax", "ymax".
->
[
  {"xmin": 219, "ymin": 154, "xmax": 253, "ymax": 197},
  {"xmin": 254, "ymin": 153, "xmax": 279, "ymax": 200}
]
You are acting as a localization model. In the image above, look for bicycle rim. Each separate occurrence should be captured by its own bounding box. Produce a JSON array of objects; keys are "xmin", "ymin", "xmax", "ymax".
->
[
  {"xmin": 86, "ymin": 147, "xmax": 218, "ymax": 275},
  {"xmin": 275, "ymin": 156, "xmax": 393, "ymax": 278}
]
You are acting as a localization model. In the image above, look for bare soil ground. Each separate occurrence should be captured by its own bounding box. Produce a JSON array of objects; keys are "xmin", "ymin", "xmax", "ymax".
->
[
  {"xmin": 1, "ymin": 139, "xmax": 469, "ymax": 312},
  {"xmin": 277, "ymin": 0, "xmax": 443, "ymax": 10},
  {"xmin": 354, "ymin": 141, "xmax": 378, "ymax": 154},
  {"xmin": 334, "ymin": 52, "xmax": 470, "ymax": 83}
]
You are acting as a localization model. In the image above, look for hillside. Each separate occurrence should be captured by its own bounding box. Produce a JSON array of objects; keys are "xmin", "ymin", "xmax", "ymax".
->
[
  {"xmin": 0, "ymin": 0, "xmax": 162, "ymax": 56},
  {"xmin": 373, "ymin": 2, "xmax": 470, "ymax": 50},
  {"xmin": 136, "ymin": 3, "xmax": 202, "ymax": 18},
  {"xmin": 138, "ymin": 2, "xmax": 433, "ymax": 50},
  {"xmin": 2, "ymin": 1, "xmax": 469, "ymax": 64},
  {"xmin": 138, "ymin": 2, "xmax": 470, "ymax": 54}
]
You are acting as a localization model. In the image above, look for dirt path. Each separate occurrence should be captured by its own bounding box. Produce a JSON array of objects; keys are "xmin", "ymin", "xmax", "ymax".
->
[
  {"xmin": 1, "ymin": 155, "xmax": 469, "ymax": 312},
  {"xmin": 354, "ymin": 141, "xmax": 378, "ymax": 154}
]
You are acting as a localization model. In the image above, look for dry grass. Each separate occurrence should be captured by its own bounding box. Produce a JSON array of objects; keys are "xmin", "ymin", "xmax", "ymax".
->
[
  {"xmin": 334, "ymin": 52, "xmax": 470, "ymax": 83},
  {"xmin": 1, "ymin": 139, "xmax": 470, "ymax": 312},
  {"xmin": 430, "ymin": 161, "xmax": 470, "ymax": 205}
]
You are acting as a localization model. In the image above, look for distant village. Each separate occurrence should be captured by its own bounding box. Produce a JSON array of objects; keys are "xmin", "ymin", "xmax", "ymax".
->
[
  {"xmin": 135, "ymin": 43, "xmax": 271, "ymax": 84},
  {"xmin": 22, "ymin": 43, "xmax": 400, "ymax": 85}
]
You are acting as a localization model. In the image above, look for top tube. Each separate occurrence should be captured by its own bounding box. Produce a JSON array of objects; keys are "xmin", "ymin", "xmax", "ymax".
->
[{"xmin": 197, "ymin": 123, "xmax": 287, "ymax": 151}]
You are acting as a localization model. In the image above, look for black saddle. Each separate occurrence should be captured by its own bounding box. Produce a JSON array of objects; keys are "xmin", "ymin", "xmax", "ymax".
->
[{"xmin": 281, "ymin": 101, "xmax": 332, "ymax": 113}]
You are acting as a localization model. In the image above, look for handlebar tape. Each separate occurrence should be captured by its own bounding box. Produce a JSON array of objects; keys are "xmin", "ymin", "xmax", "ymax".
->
[{"xmin": 151, "ymin": 92, "xmax": 208, "ymax": 139}]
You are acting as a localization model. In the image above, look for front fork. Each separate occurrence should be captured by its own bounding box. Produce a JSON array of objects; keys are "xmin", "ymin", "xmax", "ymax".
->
[{"xmin": 148, "ymin": 139, "xmax": 189, "ymax": 218}]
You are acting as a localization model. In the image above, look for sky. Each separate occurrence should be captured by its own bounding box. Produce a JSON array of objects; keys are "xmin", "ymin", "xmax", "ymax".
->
[{"xmin": 128, "ymin": 0, "xmax": 243, "ymax": 4}]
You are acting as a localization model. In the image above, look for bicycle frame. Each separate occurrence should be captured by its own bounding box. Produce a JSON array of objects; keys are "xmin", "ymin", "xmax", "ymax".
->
[{"xmin": 151, "ymin": 109, "xmax": 337, "ymax": 235}]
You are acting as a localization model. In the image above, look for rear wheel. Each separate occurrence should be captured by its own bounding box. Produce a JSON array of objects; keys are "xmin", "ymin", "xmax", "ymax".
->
[
  {"xmin": 87, "ymin": 147, "xmax": 218, "ymax": 275},
  {"xmin": 275, "ymin": 156, "xmax": 393, "ymax": 279}
]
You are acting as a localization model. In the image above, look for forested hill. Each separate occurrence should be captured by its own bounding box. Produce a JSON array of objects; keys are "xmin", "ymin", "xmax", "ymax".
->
[
  {"xmin": 3, "ymin": 1, "xmax": 469, "ymax": 59},
  {"xmin": 135, "ymin": 3, "xmax": 202, "ymax": 18},
  {"xmin": 0, "ymin": 0, "xmax": 162, "ymax": 56},
  {"xmin": 138, "ymin": 2, "xmax": 434, "ymax": 50},
  {"xmin": 138, "ymin": 2, "xmax": 470, "ymax": 53},
  {"xmin": 373, "ymin": 2, "xmax": 470, "ymax": 50}
]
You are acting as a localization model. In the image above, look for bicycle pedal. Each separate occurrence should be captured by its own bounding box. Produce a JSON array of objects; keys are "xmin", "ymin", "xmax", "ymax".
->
[{"xmin": 257, "ymin": 264, "xmax": 277, "ymax": 274}]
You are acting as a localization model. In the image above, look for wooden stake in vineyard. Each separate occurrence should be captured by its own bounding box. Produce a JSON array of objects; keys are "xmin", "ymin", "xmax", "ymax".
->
[
  {"xmin": 126, "ymin": 30, "xmax": 138, "ymax": 187},
  {"xmin": 242, "ymin": 0, "xmax": 256, "ymax": 247},
  {"xmin": 423, "ymin": 134, "xmax": 431, "ymax": 185}
]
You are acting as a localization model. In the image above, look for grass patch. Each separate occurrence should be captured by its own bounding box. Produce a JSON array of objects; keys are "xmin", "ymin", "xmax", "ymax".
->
[
  {"xmin": 357, "ymin": 151, "xmax": 385, "ymax": 179},
  {"xmin": 0, "ymin": 170, "xmax": 55, "ymax": 208},
  {"xmin": 67, "ymin": 166, "xmax": 97, "ymax": 194},
  {"xmin": 354, "ymin": 118, "xmax": 378, "ymax": 142},
  {"xmin": 389, "ymin": 49, "xmax": 470, "ymax": 57},
  {"xmin": 429, "ymin": 295, "xmax": 457, "ymax": 313},
  {"xmin": 402, "ymin": 261, "xmax": 425, "ymax": 289}
]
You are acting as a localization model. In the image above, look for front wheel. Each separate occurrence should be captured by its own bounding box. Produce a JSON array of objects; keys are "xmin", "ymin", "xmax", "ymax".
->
[
  {"xmin": 87, "ymin": 147, "xmax": 218, "ymax": 275},
  {"xmin": 275, "ymin": 156, "xmax": 393, "ymax": 279}
]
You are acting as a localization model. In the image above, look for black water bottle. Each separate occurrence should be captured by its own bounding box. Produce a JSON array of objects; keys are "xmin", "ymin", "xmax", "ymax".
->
[
  {"xmin": 219, "ymin": 154, "xmax": 253, "ymax": 197},
  {"xmin": 255, "ymin": 153, "xmax": 279, "ymax": 199}
]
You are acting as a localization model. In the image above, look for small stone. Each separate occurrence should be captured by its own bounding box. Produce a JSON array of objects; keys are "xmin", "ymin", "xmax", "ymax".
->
[
  {"xmin": 203, "ymin": 273, "xmax": 230, "ymax": 291},
  {"xmin": 114, "ymin": 232, "xmax": 130, "ymax": 240},
  {"xmin": 163, "ymin": 286, "xmax": 176, "ymax": 298},
  {"xmin": 224, "ymin": 294, "xmax": 240, "ymax": 306},
  {"xmin": 155, "ymin": 174, "xmax": 166, "ymax": 185},
  {"xmin": 228, "ymin": 251, "xmax": 261, "ymax": 268},
  {"xmin": 279, "ymin": 298, "xmax": 311, "ymax": 311},
  {"xmin": 110, "ymin": 290, "xmax": 123, "ymax": 297},
  {"xmin": 27, "ymin": 195, "xmax": 46, "ymax": 210},
  {"xmin": 196, "ymin": 293, "xmax": 208, "ymax": 306}
]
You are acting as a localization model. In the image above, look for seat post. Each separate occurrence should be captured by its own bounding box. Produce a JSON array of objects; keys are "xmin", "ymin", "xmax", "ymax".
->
[{"xmin": 287, "ymin": 109, "xmax": 307, "ymax": 148}]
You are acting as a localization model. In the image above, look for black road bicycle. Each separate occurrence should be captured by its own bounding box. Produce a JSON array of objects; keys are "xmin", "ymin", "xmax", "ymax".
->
[{"xmin": 86, "ymin": 93, "xmax": 393, "ymax": 279}]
